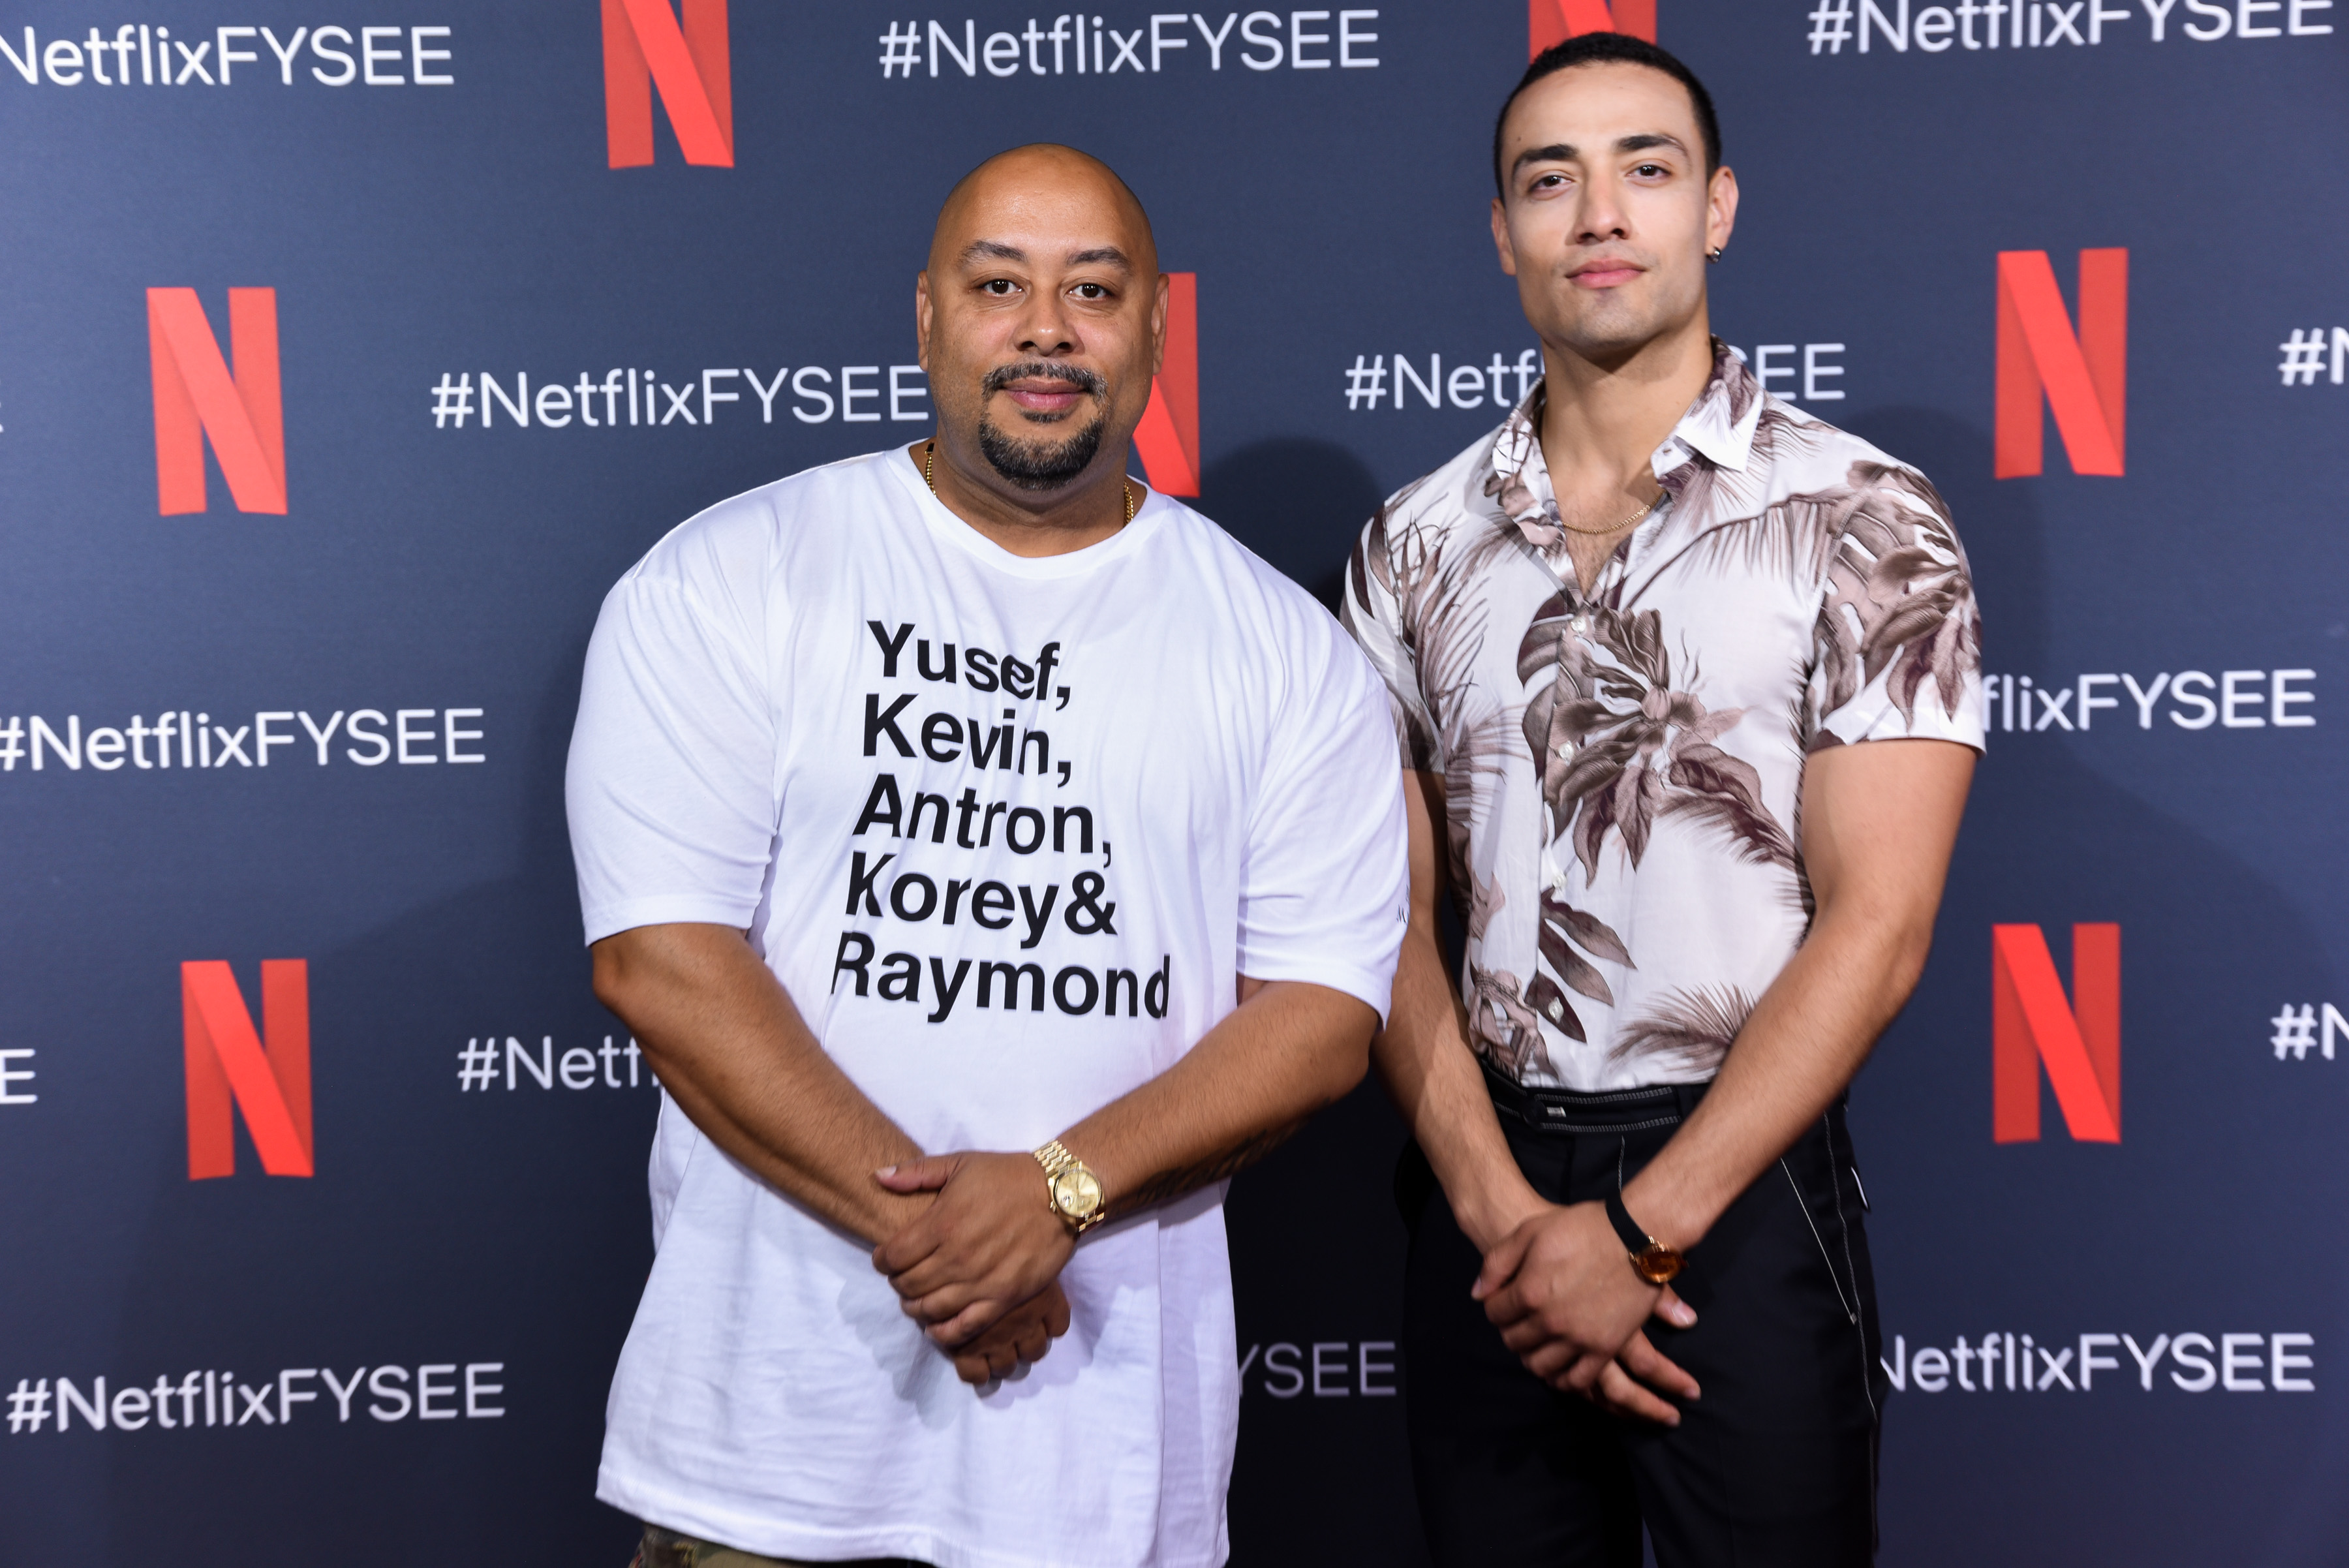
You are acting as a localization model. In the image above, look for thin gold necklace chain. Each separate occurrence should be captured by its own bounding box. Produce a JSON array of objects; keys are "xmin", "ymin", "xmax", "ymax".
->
[
  {"xmin": 924, "ymin": 439, "xmax": 1136, "ymax": 525},
  {"xmin": 1551, "ymin": 487, "xmax": 1665, "ymax": 537}
]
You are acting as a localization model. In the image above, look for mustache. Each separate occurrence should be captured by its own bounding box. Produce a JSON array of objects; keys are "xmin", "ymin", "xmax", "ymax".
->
[{"xmin": 982, "ymin": 360, "xmax": 1108, "ymax": 399}]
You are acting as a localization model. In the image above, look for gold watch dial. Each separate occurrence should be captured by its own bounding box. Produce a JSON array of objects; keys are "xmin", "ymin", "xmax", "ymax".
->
[{"xmin": 1052, "ymin": 1167, "xmax": 1103, "ymax": 1220}]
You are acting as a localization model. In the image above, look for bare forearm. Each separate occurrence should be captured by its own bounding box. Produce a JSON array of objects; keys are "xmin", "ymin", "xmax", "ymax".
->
[
  {"xmin": 1627, "ymin": 738, "xmax": 1973, "ymax": 1251},
  {"xmin": 1625, "ymin": 905, "xmax": 1926, "ymax": 1252},
  {"xmin": 1063, "ymin": 979, "xmax": 1375, "ymax": 1220},
  {"xmin": 1375, "ymin": 922, "xmax": 1544, "ymax": 1251},
  {"xmin": 1376, "ymin": 768, "xmax": 1543, "ymax": 1250},
  {"xmin": 592, "ymin": 923, "xmax": 929, "ymax": 1245}
]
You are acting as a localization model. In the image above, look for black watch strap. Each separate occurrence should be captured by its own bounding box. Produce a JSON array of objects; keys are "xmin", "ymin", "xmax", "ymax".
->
[{"xmin": 1604, "ymin": 1189, "xmax": 1654, "ymax": 1252}]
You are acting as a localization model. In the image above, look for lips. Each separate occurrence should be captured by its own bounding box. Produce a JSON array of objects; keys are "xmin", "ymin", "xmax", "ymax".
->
[
  {"xmin": 981, "ymin": 360, "xmax": 1105, "ymax": 418},
  {"xmin": 1569, "ymin": 258, "xmax": 1645, "ymax": 288},
  {"xmin": 1000, "ymin": 380, "xmax": 1088, "ymax": 414}
]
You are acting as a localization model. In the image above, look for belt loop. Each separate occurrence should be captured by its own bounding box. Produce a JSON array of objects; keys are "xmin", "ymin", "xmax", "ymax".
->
[{"xmin": 1674, "ymin": 1083, "xmax": 1700, "ymax": 1119}]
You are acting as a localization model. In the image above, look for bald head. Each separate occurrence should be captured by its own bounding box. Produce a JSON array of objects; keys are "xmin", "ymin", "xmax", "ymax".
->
[
  {"xmin": 929, "ymin": 144, "xmax": 1158, "ymax": 280},
  {"xmin": 915, "ymin": 144, "xmax": 1167, "ymax": 502}
]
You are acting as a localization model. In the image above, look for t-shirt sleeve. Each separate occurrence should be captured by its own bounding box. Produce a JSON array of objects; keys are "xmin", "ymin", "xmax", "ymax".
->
[
  {"xmin": 566, "ymin": 555, "xmax": 779, "ymax": 945},
  {"xmin": 1338, "ymin": 504, "xmax": 1441, "ymax": 774},
  {"xmin": 1807, "ymin": 462, "xmax": 1988, "ymax": 754},
  {"xmin": 1235, "ymin": 615, "xmax": 1411, "ymax": 1023}
]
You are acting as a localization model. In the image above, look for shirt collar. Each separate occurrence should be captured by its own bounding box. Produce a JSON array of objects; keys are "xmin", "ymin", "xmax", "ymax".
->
[
  {"xmin": 1658, "ymin": 339, "xmax": 1764, "ymax": 474},
  {"xmin": 1485, "ymin": 340, "xmax": 1764, "ymax": 553}
]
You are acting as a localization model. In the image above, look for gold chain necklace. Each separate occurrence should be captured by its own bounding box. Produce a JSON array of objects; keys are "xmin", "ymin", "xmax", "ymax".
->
[
  {"xmin": 1551, "ymin": 487, "xmax": 1664, "ymax": 537},
  {"xmin": 925, "ymin": 439, "xmax": 1135, "ymax": 525}
]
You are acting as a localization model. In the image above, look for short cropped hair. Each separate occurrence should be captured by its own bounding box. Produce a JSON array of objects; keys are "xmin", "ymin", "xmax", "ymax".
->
[{"xmin": 1492, "ymin": 33, "xmax": 1721, "ymax": 195}]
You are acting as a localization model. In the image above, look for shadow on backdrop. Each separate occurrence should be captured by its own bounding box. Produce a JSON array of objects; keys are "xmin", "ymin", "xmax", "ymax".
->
[
  {"xmin": 104, "ymin": 641, "xmax": 651, "ymax": 1566},
  {"xmin": 1193, "ymin": 437, "xmax": 1389, "ymax": 614},
  {"xmin": 1845, "ymin": 411, "xmax": 2341, "ymax": 1568}
]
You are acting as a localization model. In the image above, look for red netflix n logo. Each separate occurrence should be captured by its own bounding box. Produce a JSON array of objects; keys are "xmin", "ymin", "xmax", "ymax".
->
[
  {"xmin": 147, "ymin": 288, "xmax": 285, "ymax": 516},
  {"xmin": 604, "ymin": 0, "xmax": 732, "ymax": 168},
  {"xmin": 1531, "ymin": 0, "xmax": 1656, "ymax": 56},
  {"xmin": 1133, "ymin": 272, "xmax": 1200, "ymax": 497},
  {"xmin": 1992, "ymin": 924, "xmax": 2119, "ymax": 1144},
  {"xmin": 183, "ymin": 960, "xmax": 313, "ymax": 1180},
  {"xmin": 1994, "ymin": 249, "xmax": 2126, "ymax": 479}
]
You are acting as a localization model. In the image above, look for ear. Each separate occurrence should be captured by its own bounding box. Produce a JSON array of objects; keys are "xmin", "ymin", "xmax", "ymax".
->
[
  {"xmin": 1148, "ymin": 271, "xmax": 1170, "ymax": 378},
  {"xmin": 1490, "ymin": 196, "xmax": 1519, "ymax": 279},
  {"xmin": 914, "ymin": 271, "xmax": 935, "ymax": 374},
  {"xmin": 1704, "ymin": 166, "xmax": 1739, "ymax": 258}
]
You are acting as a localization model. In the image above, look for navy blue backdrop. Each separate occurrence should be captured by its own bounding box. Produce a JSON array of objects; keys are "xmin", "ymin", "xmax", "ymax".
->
[{"xmin": 4, "ymin": 3, "xmax": 2346, "ymax": 1563}]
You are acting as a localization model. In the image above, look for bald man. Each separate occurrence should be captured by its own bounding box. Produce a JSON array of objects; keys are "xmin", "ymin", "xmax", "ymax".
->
[{"xmin": 567, "ymin": 146, "xmax": 1408, "ymax": 1568}]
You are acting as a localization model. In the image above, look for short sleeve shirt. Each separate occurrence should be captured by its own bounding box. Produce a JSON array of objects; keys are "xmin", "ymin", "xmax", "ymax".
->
[
  {"xmin": 566, "ymin": 449, "xmax": 1407, "ymax": 1567},
  {"xmin": 1342, "ymin": 344, "xmax": 1983, "ymax": 1092}
]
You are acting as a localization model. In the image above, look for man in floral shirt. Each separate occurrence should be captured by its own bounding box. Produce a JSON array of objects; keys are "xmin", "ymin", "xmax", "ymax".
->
[{"xmin": 1343, "ymin": 33, "xmax": 1981, "ymax": 1568}]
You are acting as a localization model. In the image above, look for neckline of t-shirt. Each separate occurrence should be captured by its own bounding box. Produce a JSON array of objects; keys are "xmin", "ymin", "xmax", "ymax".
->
[{"xmin": 882, "ymin": 446, "xmax": 1170, "ymax": 579}]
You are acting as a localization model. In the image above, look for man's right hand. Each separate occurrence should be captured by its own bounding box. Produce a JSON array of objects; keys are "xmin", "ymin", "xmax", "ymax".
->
[
  {"xmin": 1592, "ymin": 1328, "xmax": 1702, "ymax": 1426},
  {"xmin": 872, "ymin": 1150, "xmax": 1077, "ymax": 1344},
  {"xmin": 1374, "ymin": 771, "xmax": 1700, "ymax": 1424},
  {"xmin": 1476, "ymin": 1201, "xmax": 1702, "ymax": 1424},
  {"xmin": 947, "ymin": 1279, "xmax": 1073, "ymax": 1386}
]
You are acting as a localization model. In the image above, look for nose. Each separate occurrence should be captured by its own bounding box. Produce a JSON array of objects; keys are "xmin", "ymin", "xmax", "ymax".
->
[
  {"xmin": 1012, "ymin": 288, "xmax": 1077, "ymax": 359},
  {"xmin": 1574, "ymin": 180, "xmax": 1629, "ymax": 247}
]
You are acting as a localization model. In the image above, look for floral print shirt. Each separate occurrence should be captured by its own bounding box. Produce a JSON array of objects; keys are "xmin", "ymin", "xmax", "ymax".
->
[{"xmin": 1342, "ymin": 343, "xmax": 1984, "ymax": 1090}]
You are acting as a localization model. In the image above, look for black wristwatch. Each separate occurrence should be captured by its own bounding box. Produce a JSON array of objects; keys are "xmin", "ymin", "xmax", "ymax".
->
[{"xmin": 1604, "ymin": 1190, "xmax": 1686, "ymax": 1285}]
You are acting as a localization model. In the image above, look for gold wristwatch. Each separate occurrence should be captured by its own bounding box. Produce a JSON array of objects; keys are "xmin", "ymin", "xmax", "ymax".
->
[
  {"xmin": 1034, "ymin": 1139, "xmax": 1105, "ymax": 1237},
  {"xmin": 1604, "ymin": 1190, "xmax": 1685, "ymax": 1285}
]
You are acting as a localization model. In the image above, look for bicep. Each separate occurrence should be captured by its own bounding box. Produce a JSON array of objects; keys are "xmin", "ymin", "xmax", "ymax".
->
[
  {"xmin": 1220, "ymin": 978, "xmax": 1380, "ymax": 1066},
  {"xmin": 1798, "ymin": 739, "xmax": 1976, "ymax": 921},
  {"xmin": 1404, "ymin": 768, "xmax": 1447, "ymax": 921},
  {"xmin": 590, "ymin": 920, "xmax": 762, "ymax": 1020}
]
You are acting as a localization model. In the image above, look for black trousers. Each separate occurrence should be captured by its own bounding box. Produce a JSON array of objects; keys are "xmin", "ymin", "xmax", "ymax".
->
[{"xmin": 1398, "ymin": 1073, "xmax": 1886, "ymax": 1568}]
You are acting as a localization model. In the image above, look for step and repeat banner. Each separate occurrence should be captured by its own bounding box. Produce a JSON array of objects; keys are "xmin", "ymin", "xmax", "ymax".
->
[{"xmin": 3, "ymin": 3, "xmax": 2344, "ymax": 1563}]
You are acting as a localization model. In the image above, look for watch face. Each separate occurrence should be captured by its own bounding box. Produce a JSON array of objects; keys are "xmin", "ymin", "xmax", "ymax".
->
[
  {"xmin": 1633, "ymin": 1245, "xmax": 1685, "ymax": 1285},
  {"xmin": 1053, "ymin": 1167, "xmax": 1103, "ymax": 1219}
]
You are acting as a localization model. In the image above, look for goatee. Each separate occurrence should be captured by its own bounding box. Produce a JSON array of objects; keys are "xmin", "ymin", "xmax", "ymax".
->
[{"xmin": 977, "ymin": 411, "xmax": 1107, "ymax": 491}]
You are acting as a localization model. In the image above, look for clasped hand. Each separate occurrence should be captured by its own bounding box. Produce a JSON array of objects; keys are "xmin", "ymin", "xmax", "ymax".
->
[
  {"xmin": 872, "ymin": 1150, "xmax": 1077, "ymax": 1386},
  {"xmin": 1475, "ymin": 1199, "xmax": 1701, "ymax": 1426}
]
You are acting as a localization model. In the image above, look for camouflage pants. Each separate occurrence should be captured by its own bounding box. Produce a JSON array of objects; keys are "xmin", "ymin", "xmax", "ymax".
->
[{"xmin": 633, "ymin": 1523, "xmax": 931, "ymax": 1568}]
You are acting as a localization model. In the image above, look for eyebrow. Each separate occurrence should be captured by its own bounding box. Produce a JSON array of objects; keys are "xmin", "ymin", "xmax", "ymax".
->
[
  {"xmin": 959, "ymin": 240, "xmax": 1133, "ymax": 269},
  {"xmin": 1510, "ymin": 132, "xmax": 1689, "ymax": 177}
]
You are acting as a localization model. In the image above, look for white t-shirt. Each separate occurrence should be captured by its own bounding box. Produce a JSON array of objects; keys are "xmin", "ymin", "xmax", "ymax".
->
[{"xmin": 565, "ymin": 448, "xmax": 1409, "ymax": 1568}]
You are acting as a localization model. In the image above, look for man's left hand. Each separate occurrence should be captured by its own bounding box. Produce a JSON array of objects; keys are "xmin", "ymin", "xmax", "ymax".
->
[
  {"xmin": 1475, "ymin": 1199, "xmax": 1693, "ymax": 1393},
  {"xmin": 872, "ymin": 1151, "xmax": 1075, "ymax": 1346},
  {"xmin": 947, "ymin": 1279, "xmax": 1074, "ymax": 1385}
]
